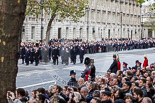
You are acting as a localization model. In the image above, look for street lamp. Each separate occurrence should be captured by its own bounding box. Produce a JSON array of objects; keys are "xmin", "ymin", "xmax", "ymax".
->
[
  {"xmin": 86, "ymin": 7, "xmax": 90, "ymax": 42},
  {"xmin": 40, "ymin": 0, "xmax": 44, "ymax": 43}
]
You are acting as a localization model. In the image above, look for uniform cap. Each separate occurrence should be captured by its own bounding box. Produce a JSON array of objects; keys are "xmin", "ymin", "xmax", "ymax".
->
[{"xmin": 70, "ymin": 70, "xmax": 76, "ymax": 76}]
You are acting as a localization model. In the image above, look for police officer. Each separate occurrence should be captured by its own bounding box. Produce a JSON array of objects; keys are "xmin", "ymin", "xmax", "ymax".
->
[{"xmin": 67, "ymin": 70, "xmax": 78, "ymax": 87}]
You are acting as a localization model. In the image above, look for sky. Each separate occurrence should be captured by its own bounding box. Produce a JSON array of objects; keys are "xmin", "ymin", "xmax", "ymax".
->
[{"xmin": 142, "ymin": 0, "xmax": 155, "ymax": 6}]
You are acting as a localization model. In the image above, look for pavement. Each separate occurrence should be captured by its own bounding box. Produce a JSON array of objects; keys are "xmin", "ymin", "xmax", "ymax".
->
[{"xmin": 16, "ymin": 48, "xmax": 155, "ymax": 94}]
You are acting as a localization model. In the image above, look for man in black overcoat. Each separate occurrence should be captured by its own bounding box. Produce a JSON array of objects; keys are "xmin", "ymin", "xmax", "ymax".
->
[
  {"xmin": 20, "ymin": 46, "xmax": 25, "ymax": 64},
  {"xmin": 70, "ymin": 47, "xmax": 77, "ymax": 64},
  {"xmin": 79, "ymin": 46, "xmax": 85, "ymax": 63},
  {"xmin": 108, "ymin": 54, "xmax": 118, "ymax": 73},
  {"xmin": 29, "ymin": 47, "xmax": 35, "ymax": 64},
  {"xmin": 52, "ymin": 46, "xmax": 59, "ymax": 65},
  {"xmin": 25, "ymin": 47, "xmax": 30, "ymax": 65},
  {"xmin": 34, "ymin": 47, "xmax": 40, "ymax": 66}
]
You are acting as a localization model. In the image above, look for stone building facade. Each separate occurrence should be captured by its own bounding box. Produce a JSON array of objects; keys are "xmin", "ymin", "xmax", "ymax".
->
[
  {"xmin": 22, "ymin": 0, "xmax": 142, "ymax": 42},
  {"xmin": 141, "ymin": 5, "xmax": 155, "ymax": 38}
]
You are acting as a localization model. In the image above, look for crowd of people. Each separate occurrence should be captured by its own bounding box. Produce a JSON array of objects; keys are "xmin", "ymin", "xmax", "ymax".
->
[
  {"xmin": 7, "ymin": 53, "xmax": 155, "ymax": 103},
  {"xmin": 19, "ymin": 38, "xmax": 155, "ymax": 66}
]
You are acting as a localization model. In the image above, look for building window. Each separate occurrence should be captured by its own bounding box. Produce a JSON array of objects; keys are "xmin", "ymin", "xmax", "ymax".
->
[
  {"xmin": 31, "ymin": 26, "xmax": 35, "ymax": 39},
  {"xmin": 22, "ymin": 26, "xmax": 25, "ymax": 33}
]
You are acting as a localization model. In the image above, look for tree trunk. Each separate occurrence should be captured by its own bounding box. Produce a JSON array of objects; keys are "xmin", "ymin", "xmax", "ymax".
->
[
  {"xmin": 45, "ymin": 15, "xmax": 56, "ymax": 44},
  {"xmin": 0, "ymin": 0, "xmax": 27, "ymax": 103}
]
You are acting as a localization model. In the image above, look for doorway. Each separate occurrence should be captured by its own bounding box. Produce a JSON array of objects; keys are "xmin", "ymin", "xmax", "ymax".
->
[
  {"xmin": 58, "ymin": 28, "xmax": 61, "ymax": 39},
  {"xmin": 148, "ymin": 29, "xmax": 152, "ymax": 38},
  {"xmin": 131, "ymin": 30, "xmax": 133, "ymax": 40},
  {"xmin": 73, "ymin": 28, "xmax": 76, "ymax": 39},
  {"xmin": 108, "ymin": 29, "xmax": 110, "ymax": 39}
]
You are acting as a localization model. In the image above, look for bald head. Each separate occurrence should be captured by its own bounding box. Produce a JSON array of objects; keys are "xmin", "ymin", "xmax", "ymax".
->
[{"xmin": 142, "ymin": 97, "xmax": 152, "ymax": 103}]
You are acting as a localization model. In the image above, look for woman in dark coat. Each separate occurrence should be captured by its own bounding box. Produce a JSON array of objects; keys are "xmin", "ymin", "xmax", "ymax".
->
[
  {"xmin": 64, "ymin": 48, "xmax": 70, "ymax": 65},
  {"xmin": 43, "ymin": 47, "xmax": 49, "ymax": 64}
]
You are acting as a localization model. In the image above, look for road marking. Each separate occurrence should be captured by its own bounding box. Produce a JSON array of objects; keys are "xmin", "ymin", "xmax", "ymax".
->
[
  {"xmin": 17, "ymin": 80, "xmax": 56, "ymax": 89},
  {"xmin": 17, "ymin": 69, "xmax": 58, "ymax": 76}
]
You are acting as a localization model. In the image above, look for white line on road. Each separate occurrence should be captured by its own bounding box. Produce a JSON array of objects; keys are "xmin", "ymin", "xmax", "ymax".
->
[{"xmin": 17, "ymin": 80, "xmax": 56, "ymax": 89}]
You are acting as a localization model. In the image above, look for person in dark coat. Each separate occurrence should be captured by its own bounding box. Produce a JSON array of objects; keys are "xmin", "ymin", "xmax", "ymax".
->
[
  {"xmin": 52, "ymin": 46, "xmax": 59, "ymax": 65},
  {"xmin": 34, "ymin": 47, "xmax": 40, "ymax": 66},
  {"xmin": 29, "ymin": 47, "xmax": 35, "ymax": 64},
  {"xmin": 64, "ymin": 48, "xmax": 70, "ymax": 65},
  {"xmin": 25, "ymin": 47, "xmax": 30, "ymax": 66},
  {"xmin": 108, "ymin": 54, "xmax": 118, "ymax": 73},
  {"xmin": 90, "ymin": 58, "xmax": 96, "ymax": 81},
  {"xmin": 60, "ymin": 47, "xmax": 65, "ymax": 64},
  {"xmin": 70, "ymin": 47, "xmax": 77, "ymax": 64},
  {"xmin": 20, "ymin": 46, "xmax": 25, "ymax": 64},
  {"xmin": 49, "ymin": 45, "xmax": 52, "ymax": 61},
  {"xmin": 79, "ymin": 46, "xmax": 85, "ymax": 63},
  {"xmin": 67, "ymin": 70, "xmax": 78, "ymax": 87},
  {"xmin": 43, "ymin": 47, "xmax": 49, "ymax": 64}
]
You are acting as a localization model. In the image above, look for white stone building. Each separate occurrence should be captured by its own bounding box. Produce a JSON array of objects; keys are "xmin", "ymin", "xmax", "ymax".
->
[
  {"xmin": 22, "ymin": 0, "xmax": 142, "ymax": 42},
  {"xmin": 141, "ymin": 5, "xmax": 155, "ymax": 38}
]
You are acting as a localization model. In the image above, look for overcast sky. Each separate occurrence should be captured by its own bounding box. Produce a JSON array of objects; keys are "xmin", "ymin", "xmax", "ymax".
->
[{"xmin": 142, "ymin": 0, "xmax": 155, "ymax": 6}]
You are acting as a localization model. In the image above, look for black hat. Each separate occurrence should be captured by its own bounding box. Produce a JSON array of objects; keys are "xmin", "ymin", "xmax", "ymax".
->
[
  {"xmin": 84, "ymin": 57, "xmax": 91, "ymax": 65},
  {"xmin": 136, "ymin": 60, "xmax": 139, "ymax": 63},
  {"xmin": 70, "ymin": 70, "xmax": 76, "ymax": 76},
  {"xmin": 102, "ymin": 91, "xmax": 111, "ymax": 96},
  {"xmin": 113, "ymin": 54, "xmax": 116, "ymax": 58}
]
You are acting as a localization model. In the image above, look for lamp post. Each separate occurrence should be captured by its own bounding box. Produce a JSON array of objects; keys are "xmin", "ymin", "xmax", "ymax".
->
[
  {"xmin": 40, "ymin": 0, "xmax": 44, "ymax": 43},
  {"xmin": 86, "ymin": 7, "xmax": 90, "ymax": 42}
]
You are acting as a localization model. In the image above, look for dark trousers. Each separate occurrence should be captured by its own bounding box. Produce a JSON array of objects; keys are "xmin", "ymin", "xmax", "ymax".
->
[
  {"xmin": 30, "ymin": 60, "xmax": 34, "ymax": 64},
  {"xmin": 73, "ymin": 58, "xmax": 76, "ymax": 64},
  {"xmin": 25, "ymin": 60, "xmax": 29, "ymax": 65},
  {"xmin": 22, "ymin": 57, "xmax": 24, "ymax": 64},
  {"xmin": 53, "ymin": 57, "xmax": 58, "ymax": 65},
  {"xmin": 35, "ymin": 60, "xmax": 39, "ymax": 66},
  {"xmin": 80, "ymin": 56, "xmax": 83, "ymax": 63}
]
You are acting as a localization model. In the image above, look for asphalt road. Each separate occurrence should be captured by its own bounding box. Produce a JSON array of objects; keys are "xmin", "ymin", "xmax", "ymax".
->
[{"xmin": 16, "ymin": 48, "xmax": 155, "ymax": 94}]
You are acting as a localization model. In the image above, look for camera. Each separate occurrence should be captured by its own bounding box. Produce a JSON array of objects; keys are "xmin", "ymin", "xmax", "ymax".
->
[{"xmin": 8, "ymin": 92, "xmax": 12, "ymax": 97}]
